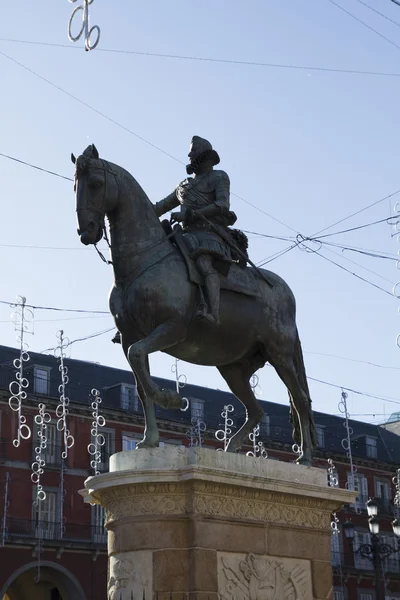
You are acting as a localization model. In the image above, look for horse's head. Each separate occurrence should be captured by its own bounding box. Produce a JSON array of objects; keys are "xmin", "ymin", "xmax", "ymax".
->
[{"xmin": 72, "ymin": 144, "xmax": 119, "ymax": 246}]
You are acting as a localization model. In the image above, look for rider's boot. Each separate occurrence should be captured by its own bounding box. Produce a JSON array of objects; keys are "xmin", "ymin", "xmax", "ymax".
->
[{"xmin": 203, "ymin": 273, "xmax": 220, "ymax": 325}]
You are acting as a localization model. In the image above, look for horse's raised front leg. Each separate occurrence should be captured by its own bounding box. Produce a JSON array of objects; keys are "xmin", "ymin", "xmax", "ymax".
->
[
  {"xmin": 127, "ymin": 323, "xmax": 186, "ymax": 449},
  {"xmin": 218, "ymin": 363, "xmax": 264, "ymax": 453}
]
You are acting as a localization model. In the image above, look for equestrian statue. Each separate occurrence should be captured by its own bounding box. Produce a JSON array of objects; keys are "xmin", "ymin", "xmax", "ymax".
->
[{"xmin": 72, "ymin": 138, "xmax": 317, "ymax": 464}]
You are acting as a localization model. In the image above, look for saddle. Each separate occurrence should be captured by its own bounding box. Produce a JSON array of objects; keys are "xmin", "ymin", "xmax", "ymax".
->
[{"xmin": 163, "ymin": 222, "xmax": 261, "ymax": 298}]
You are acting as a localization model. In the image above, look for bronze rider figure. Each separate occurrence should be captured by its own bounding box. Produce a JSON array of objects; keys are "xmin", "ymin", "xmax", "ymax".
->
[{"xmin": 153, "ymin": 136, "xmax": 237, "ymax": 326}]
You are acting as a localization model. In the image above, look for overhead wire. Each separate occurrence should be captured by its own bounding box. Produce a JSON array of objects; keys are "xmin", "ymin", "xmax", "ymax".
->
[
  {"xmin": 311, "ymin": 188, "xmax": 400, "ymax": 237},
  {"xmin": 315, "ymin": 215, "xmax": 397, "ymax": 239},
  {"xmin": 304, "ymin": 350, "xmax": 400, "ymax": 371},
  {"xmin": 0, "ymin": 152, "xmax": 73, "ymax": 182},
  {"xmin": 312, "ymin": 250, "xmax": 395, "ymax": 297},
  {"xmin": 0, "ymin": 299, "xmax": 108, "ymax": 314},
  {"xmin": 319, "ymin": 244, "xmax": 397, "ymax": 285},
  {"xmin": 326, "ymin": 0, "xmax": 400, "ymax": 51},
  {"xmin": 0, "ymin": 49, "xmax": 183, "ymax": 166},
  {"xmin": 353, "ymin": 0, "xmax": 400, "ymax": 28},
  {"xmin": 2, "ymin": 37, "xmax": 400, "ymax": 79}
]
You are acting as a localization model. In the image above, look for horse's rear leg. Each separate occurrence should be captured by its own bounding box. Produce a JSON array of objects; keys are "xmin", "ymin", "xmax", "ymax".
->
[
  {"xmin": 218, "ymin": 363, "xmax": 263, "ymax": 453},
  {"xmin": 269, "ymin": 357, "xmax": 314, "ymax": 465},
  {"xmin": 127, "ymin": 323, "xmax": 186, "ymax": 448}
]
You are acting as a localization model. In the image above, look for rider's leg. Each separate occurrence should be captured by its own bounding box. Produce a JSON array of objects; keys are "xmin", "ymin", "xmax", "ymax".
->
[{"xmin": 196, "ymin": 255, "xmax": 220, "ymax": 325}]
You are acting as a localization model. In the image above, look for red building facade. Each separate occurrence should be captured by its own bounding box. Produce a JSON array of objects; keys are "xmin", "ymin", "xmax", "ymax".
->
[{"xmin": 0, "ymin": 344, "xmax": 399, "ymax": 600}]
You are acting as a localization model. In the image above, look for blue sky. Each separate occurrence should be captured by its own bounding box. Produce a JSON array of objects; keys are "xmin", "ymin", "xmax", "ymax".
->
[{"xmin": 1, "ymin": 0, "xmax": 400, "ymax": 427}]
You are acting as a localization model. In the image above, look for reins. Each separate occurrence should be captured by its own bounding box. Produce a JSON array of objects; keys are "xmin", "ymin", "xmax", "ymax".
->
[{"xmin": 94, "ymin": 222, "xmax": 178, "ymax": 267}]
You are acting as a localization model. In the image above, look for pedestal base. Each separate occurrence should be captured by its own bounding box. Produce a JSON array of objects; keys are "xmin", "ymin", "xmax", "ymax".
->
[{"xmin": 82, "ymin": 447, "xmax": 355, "ymax": 600}]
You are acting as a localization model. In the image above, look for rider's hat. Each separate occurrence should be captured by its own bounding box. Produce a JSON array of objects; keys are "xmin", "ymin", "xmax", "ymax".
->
[{"xmin": 190, "ymin": 136, "xmax": 220, "ymax": 168}]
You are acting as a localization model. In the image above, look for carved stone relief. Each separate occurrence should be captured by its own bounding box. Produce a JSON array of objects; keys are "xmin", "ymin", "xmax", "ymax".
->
[
  {"xmin": 101, "ymin": 480, "xmax": 331, "ymax": 531},
  {"xmin": 108, "ymin": 551, "xmax": 152, "ymax": 600},
  {"xmin": 218, "ymin": 552, "xmax": 312, "ymax": 600}
]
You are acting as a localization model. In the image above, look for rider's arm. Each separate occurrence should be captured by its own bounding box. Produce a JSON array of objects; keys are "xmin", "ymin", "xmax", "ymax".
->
[
  {"xmin": 194, "ymin": 171, "xmax": 230, "ymax": 218},
  {"xmin": 153, "ymin": 191, "xmax": 180, "ymax": 217}
]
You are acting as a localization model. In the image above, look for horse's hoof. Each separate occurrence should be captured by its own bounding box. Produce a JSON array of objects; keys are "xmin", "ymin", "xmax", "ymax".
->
[{"xmin": 296, "ymin": 453, "xmax": 312, "ymax": 466}]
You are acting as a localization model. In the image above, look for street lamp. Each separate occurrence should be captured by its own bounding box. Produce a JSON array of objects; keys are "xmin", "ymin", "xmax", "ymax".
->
[
  {"xmin": 342, "ymin": 501, "xmax": 400, "ymax": 600},
  {"xmin": 366, "ymin": 498, "xmax": 379, "ymax": 517}
]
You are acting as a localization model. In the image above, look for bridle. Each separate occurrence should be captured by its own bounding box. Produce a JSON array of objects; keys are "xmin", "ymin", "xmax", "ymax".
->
[
  {"xmin": 76, "ymin": 156, "xmax": 178, "ymax": 267},
  {"xmin": 76, "ymin": 158, "xmax": 119, "ymax": 265}
]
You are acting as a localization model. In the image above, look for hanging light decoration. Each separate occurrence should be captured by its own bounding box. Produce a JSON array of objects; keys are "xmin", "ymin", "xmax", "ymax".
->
[
  {"xmin": 68, "ymin": 0, "xmax": 101, "ymax": 51},
  {"xmin": 9, "ymin": 296, "xmax": 33, "ymax": 447},
  {"xmin": 215, "ymin": 404, "xmax": 235, "ymax": 451},
  {"xmin": 247, "ymin": 425, "xmax": 268, "ymax": 459},
  {"xmin": 55, "ymin": 331, "xmax": 75, "ymax": 460},
  {"xmin": 87, "ymin": 388, "xmax": 106, "ymax": 475}
]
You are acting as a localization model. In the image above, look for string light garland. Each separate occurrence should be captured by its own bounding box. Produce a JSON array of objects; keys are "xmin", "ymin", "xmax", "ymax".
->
[
  {"xmin": 9, "ymin": 296, "xmax": 33, "ymax": 447},
  {"xmin": 87, "ymin": 388, "xmax": 106, "ymax": 475},
  {"xmin": 55, "ymin": 331, "xmax": 75, "ymax": 459},
  {"xmin": 215, "ymin": 405, "xmax": 235, "ymax": 451},
  {"xmin": 246, "ymin": 425, "xmax": 268, "ymax": 459},
  {"xmin": 31, "ymin": 403, "xmax": 51, "ymax": 503},
  {"xmin": 68, "ymin": 0, "xmax": 100, "ymax": 51}
]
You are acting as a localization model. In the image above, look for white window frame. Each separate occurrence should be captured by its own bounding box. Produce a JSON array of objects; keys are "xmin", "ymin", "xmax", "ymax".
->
[
  {"xmin": 122, "ymin": 433, "xmax": 137, "ymax": 451},
  {"xmin": 97, "ymin": 428, "xmax": 115, "ymax": 470},
  {"xmin": 33, "ymin": 365, "xmax": 51, "ymax": 395},
  {"xmin": 190, "ymin": 398, "xmax": 204, "ymax": 422},
  {"xmin": 91, "ymin": 504, "xmax": 107, "ymax": 544},
  {"xmin": 347, "ymin": 472, "xmax": 369, "ymax": 509},
  {"xmin": 331, "ymin": 532, "xmax": 342, "ymax": 567},
  {"xmin": 381, "ymin": 535, "xmax": 400, "ymax": 573},
  {"xmin": 366, "ymin": 436, "xmax": 377, "ymax": 459},
  {"xmin": 358, "ymin": 592, "xmax": 375, "ymax": 600},
  {"xmin": 334, "ymin": 589, "xmax": 346, "ymax": 600},
  {"xmin": 354, "ymin": 532, "xmax": 374, "ymax": 571},
  {"xmin": 120, "ymin": 383, "xmax": 139, "ymax": 412},
  {"xmin": 32, "ymin": 419, "xmax": 60, "ymax": 466},
  {"xmin": 33, "ymin": 487, "xmax": 59, "ymax": 540},
  {"xmin": 316, "ymin": 424, "xmax": 325, "ymax": 448},
  {"xmin": 259, "ymin": 414, "xmax": 270, "ymax": 437}
]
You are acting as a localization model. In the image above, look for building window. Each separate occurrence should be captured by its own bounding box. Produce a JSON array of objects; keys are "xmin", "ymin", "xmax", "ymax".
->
[
  {"xmin": 259, "ymin": 414, "xmax": 270, "ymax": 437},
  {"xmin": 44, "ymin": 423, "xmax": 58, "ymax": 465},
  {"xmin": 122, "ymin": 435, "xmax": 137, "ymax": 451},
  {"xmin": 334, "ymin": 590, "xmax": 345, "ymax": 600},
  {"xmin": 98, "ymin": 430, "xmax": 114, "ymax": 470},
  {"xmin": 381, "ymin": 535, "xmax": 399, "ymax": 573},
  {"xmin": 354, "ymin": 532, "xmax": 373, "ymax": 571},
  {"xmin": 359, "ymin": 593, "xmax": 374, "ymax": 600},
  {"xmin": 316, "ymin": 425, "xmax": 325, "ymax": 448},
  {"xmin": 366, "ymin": 436, "xmax": 377, "ymax": 459},
  {"xmin": 34, "ymin": 490, "xmax": 58, "ymax": 540},
  {"xmin": 91, "ymin": 504, "xmax": 107, "ymax": 543},
  {"xmin": 191, "ymin": 399, "xmax": 204, "ymax": 421},
  {"xmin": 120, "ymin": 384, "xmax": 139, "ymax": 412},
  {"xmin": 331, "ymin": 533, "xmax": 342, "ymax": 566},
  {"xmin": 375, "ymin": 479, "xmax": 391, "ymax": 512},
  {"xmin": 34, "ymin": 366, "xmax": 50, "ymax": 395},
  {"xmin": 347, "ymin": 473, "xmax": 368, "ymax": 509}
]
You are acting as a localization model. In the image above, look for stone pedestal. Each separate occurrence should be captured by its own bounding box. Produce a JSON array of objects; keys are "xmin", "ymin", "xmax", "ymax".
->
[{"xmin": 82, "ymin": 447, "xmax": 355, "ymax": 600}]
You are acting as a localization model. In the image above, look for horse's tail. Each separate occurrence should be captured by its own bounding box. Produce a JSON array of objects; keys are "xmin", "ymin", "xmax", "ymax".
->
[{"xmin": 291, "ymin": 328, "xmax": 318, "ymax": 448}]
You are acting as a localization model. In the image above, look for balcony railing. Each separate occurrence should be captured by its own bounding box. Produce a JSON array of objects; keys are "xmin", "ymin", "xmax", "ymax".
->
[
  {"xmin": 0, "ymin": 517, "xmax": 107, "ymax": 546},
  {"xmin": 331, "ymin": 551, "xmax": 400, "ymax": 574}
]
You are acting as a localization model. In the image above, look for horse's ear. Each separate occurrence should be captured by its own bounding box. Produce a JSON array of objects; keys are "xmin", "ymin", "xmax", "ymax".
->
[
  {"xmin": 91, "ymin": 144, "xmax": 99, "ymax": 159},
  {"xmin": 71, "ymin": 153, "xmax": 76, "ymax": 164}
]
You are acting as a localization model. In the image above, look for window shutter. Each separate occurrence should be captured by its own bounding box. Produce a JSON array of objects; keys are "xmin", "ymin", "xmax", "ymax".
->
[{"xmin": 361, "ymin": 476, "xmax": 369, "ymax": 500}]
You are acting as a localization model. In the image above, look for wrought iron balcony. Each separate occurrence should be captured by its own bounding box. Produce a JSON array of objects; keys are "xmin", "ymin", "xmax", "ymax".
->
[
  {"xmin": 331, "ymin": 551, "xmax": 400, "ymax": 574},
  {"xmin": 0, "ymin": 517, "xmax": 107, "ymax": 547}
]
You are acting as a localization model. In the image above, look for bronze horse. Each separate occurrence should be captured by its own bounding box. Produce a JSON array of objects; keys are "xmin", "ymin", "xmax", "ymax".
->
[{"xmin": 73, "ymin": 145, "xmax": 317, "ymax": 464}]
